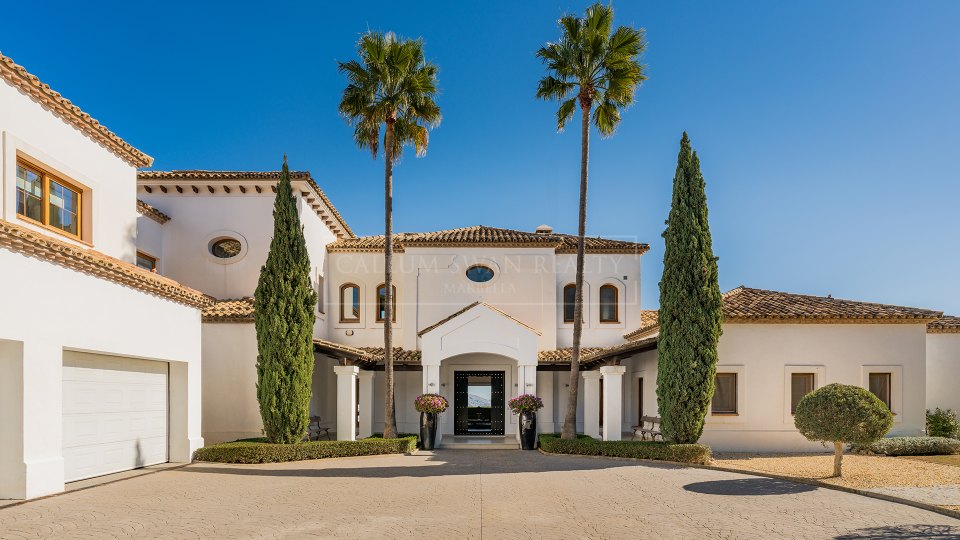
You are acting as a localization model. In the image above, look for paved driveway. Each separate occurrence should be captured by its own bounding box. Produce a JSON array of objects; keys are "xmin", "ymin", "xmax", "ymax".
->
[{"xmin": 2, "ymin": 450, "xmax": 958, "ymax": 539}]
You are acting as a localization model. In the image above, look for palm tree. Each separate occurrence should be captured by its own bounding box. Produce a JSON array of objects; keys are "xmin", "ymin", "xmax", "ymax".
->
[
  {"xmin": 536, "ymin": 3, "xmax": 646, "ymax": 440},
  {"xmin": 338, "ymin": 32, "xmax": 441, "ymax": 438}
]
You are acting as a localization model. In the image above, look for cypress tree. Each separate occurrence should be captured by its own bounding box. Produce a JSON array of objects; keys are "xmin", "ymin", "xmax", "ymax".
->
[
  {"xmin": 254, "ymin": 156, "xmax": 318, "ymax": 444},
  {"xmin": 656, "ymin": 132, "xmax": 723, "ymax": 444}
]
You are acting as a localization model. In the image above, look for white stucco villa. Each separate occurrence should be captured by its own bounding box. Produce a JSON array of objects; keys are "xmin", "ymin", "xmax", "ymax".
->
[{"xmin": 3, "ymin": 51, "xmax": 959, "ymax": 500}]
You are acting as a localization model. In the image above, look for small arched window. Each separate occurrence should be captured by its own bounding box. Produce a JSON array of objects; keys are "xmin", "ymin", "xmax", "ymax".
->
[
  {"xmin": 599, "ymin": 284, "xmax": 619, "ymax": 323},
  {"xmin": 376, "ymin": 283, "xmax": 397, "ymax": 322},
  {"xmin": 339, "ymin": 283, "xmax": 360, "ymax": 323},
  {"xmin": 563, "ymin": 284, "xmax": 576, "ymax": 323}
]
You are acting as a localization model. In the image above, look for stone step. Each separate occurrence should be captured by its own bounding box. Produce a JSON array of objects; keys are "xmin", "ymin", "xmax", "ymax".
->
[{"xmin": 437, "ymin": 436, "xmax": 520, "ymax": 450}]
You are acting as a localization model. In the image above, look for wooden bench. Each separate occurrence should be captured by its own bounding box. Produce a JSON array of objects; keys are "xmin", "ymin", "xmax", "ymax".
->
[
  {"xmin": 631, "ymin": 416, "xmax": 663, "ymax": 441},
  {"xmin": 306, "ymin": 416, "xmax": 332, "ymax": 441}
]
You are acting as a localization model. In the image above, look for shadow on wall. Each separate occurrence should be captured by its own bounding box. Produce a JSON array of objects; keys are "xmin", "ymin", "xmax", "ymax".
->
[
  {"xmin": 683, "ymin": 478, "xmax": 817, "ymax": 496},
  {"xmin": 135, "ymin": 439, "xmax": 145, "ymax": 469},
  {"xmin": 834, "ymin": 524, "xmax": 960, "ymax": 539}
]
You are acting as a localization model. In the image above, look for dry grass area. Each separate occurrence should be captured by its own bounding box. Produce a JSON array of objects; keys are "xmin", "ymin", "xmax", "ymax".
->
[
  {"xmin": 904, "ymin": 454, "xmax": 960, "ymax": 467},
  {"xmin": 712, "ymin": 452, "xmax": 960, "ymax": 489}
]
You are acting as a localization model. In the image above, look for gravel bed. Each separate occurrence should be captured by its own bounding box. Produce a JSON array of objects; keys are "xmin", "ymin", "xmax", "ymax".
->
[{"xmin": 712, "ymin": 452, "xmax": 960, "ymax": 489}]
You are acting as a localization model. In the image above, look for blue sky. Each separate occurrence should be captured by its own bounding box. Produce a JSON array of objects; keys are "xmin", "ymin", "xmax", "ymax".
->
[{"xmin": 5, "ymin": 1, "xmax": 958, "ymax": 313}]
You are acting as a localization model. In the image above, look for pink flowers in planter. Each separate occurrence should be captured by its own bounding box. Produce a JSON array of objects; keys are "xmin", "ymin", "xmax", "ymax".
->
[
  {"xmin": 415, "ymin": 393, "xmax": 449, "ymax": 414},
  {"xmin": 508, "ymin": 394, "xmax": 544, "ymax": 415}
]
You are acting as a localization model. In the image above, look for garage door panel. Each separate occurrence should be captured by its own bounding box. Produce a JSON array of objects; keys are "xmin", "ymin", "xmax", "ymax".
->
[{"xmin": 63, "ymin": 352, "xmax": 168, "ymax": 482}]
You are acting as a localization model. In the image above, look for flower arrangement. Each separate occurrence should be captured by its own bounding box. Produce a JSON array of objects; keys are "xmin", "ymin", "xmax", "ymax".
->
[
  {"xmin": 414, "ymin": 393, "xmax": 449, "ymax": 414},
  {"xmin": 508, "ymin": 394, "xmax": 544, "ymax": 415}
]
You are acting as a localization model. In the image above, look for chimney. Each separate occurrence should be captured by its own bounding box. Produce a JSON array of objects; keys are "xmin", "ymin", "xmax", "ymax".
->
[{"xmin": 535, "ymin": 224, "xmax": 553, "ymax": 234}]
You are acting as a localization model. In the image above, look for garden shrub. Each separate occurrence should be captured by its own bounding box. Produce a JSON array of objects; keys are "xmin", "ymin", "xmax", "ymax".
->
[
  {"xmin": 538, "ymin": 434, "xmax": 711, "ymax": 465},
  {"xmin": 794, "ymin": 383, "xmax": 893, "ymax": 476},
  {"xmin": 927, "ymin": 408, "xmax": 960, "ymax": 439},
  {"xmin": 851, "ymin": 436, "xmax": 960, "ymax": 456},
  {"xmin": 193, "ymin": 435, "xmax": 418, "ymax": 464}
]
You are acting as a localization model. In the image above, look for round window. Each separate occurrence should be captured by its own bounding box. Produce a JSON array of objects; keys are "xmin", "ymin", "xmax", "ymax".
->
[
  {"xmin": 210, "ymin": 238, "xmax": 242, "ymax": 259},
  {"xmin": 466, "ymin": 265, "xmax": 495, "ymax": 283}
]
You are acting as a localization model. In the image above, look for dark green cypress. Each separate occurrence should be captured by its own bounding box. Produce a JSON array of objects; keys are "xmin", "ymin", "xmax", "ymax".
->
[
  {"xmin": 254, "ymin": 157, "xmax": 318, "ymax": 444},
  {"xmin": 656, "ymin": 132, "xmax": 723, "ymax": 444}
]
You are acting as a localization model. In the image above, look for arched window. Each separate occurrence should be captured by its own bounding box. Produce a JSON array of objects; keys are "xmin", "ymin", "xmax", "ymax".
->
[
  {"xmin": 376, "ymin": 283, "xmax": 397, "ymax": 322},
  {"xmin": 563, "ymin": 284, "xmax": 576, "ymax": 323},
  {"xmin": 599, "ymin": 284, "xmax": 619, "ymax": 323},
  {"xmin": 339, "ymin": 283, "xmax": 360, "ymax": 323}
]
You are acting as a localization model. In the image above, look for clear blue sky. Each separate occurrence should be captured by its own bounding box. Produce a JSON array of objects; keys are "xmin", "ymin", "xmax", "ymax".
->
[{"xmin": 5, "ymin": 1, "xmax": 958, "ymax": 313}]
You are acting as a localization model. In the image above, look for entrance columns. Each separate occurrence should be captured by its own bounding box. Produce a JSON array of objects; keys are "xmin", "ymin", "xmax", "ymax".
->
[
  {"xmin": 357, "ymin": 370, "xmax": 375, "ymax": 439},
  {"xmin": 582, "ymin": 371, "xmax": 601, "ymax": 439},
  {"xmin": 334, "ymin": 365, "xmax": 359, "ymax": 441},
  {"xmin": 600, "ymin": 365, "xmax": 626, "ymax": 441}
]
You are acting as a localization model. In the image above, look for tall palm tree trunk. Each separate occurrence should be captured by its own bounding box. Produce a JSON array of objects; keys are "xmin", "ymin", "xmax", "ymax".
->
[
  {"xmin": 383, "ymin": 118, "xmax": 398, "ymax": 439},
  {"xmin": 562, "ymin": 101, "xmax": 591, "ymax": 439}
]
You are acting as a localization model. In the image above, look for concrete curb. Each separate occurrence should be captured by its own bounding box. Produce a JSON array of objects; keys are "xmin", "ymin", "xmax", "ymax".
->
[{"xmin": 538, "ymin": 449, "xmax": 960, "ymax": 522}]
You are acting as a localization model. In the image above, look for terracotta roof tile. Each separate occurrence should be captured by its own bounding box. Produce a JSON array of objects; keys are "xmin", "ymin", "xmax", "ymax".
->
[
  {"xmin": 202, "ymin": 298, "xmax": 255, "ymax": 322},
  {"xmin": 0, "ymin": 51, "xmax": 152, "ymax": 167},
  {"xmin": 136, "ymin": 199, "xmax": 170, "ymax": 224},
  {"xmin": 624, "ymin": 310, "xmax": 659, "ymax": 340},
  {"xmin": 0, "ymin": 219, "xmax": 211, "ymax": 308},
  {"xmin": 312, "ymin": 339, "xmax": 421, "ymax": 365},
  {"xmin": 929, "ymin": 315, "xmax": 960, "ymax": 333},
  {"xmin": 327, "ymin": 225, "xmax": 649, "ymax": 254},
  {"xmin": 137, "ymin": 170, "xmax": 354, "ymax": 238},
  {"xmin": 537, "ymin": 348, "xmax": 608, "ymax": 364},
  {"xmin": 722, "ymin": 286, "xmax": 942, "ymax": 322}
]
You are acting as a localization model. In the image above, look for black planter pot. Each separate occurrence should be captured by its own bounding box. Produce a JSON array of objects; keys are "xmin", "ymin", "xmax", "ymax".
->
[
  {"xmin": 420, "ymin": 412, "xmax": 439, "ymax": 450},
  {"xmin": 519, "ymin": 411, "xmax": 538, "ymax": 450}
]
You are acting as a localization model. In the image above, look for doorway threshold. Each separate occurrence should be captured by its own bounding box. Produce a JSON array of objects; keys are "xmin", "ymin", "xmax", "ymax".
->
[{"xmin": 438, "ymin": 435, "xmax": 519, "ymax": 450}]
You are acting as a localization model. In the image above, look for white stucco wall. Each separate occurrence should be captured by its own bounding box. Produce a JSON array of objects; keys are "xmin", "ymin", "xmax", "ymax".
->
[
  {"xmin": 927, "ymin": 332, "xmax": 960, "ymax": 414},
  {"xmin": 135, "ymin": 215, "xmax": 164, "ymax": 272},
  {"xmin": 555, "ymin": 253, "xmax": 643, "ymax": 348},
  {"xmin": 628, "ymin": 323, "xmax": 929, "ymax": 452},
  {"xmin": 0, "ymin": 250, "xmax": 202, "ymax": 499},
  {"xmin": 1, "ymin": 78, "xmax": 140, "ymax": 261}
]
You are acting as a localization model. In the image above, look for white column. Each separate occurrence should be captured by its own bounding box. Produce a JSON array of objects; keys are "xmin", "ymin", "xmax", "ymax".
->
[
  {"xmin": 334, "ymin": 365, "xmax": 359, "ymax": 441},
  {"xmin": 21, "ymin": 341, "xmax": 64, "ymax": 499},
  {"xmin": 357, "ymin": 370, "xmax": 375, "ymax": 439},
  {"xmin": 600, "ymin": 365, "xmax": 627, "ymax": 441},
  {"xmin": 582, "ymin": 371, "xmax": 601, "ymax": 439}
]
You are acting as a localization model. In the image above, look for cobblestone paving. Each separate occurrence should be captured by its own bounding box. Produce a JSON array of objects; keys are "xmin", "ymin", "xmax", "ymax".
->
[{"xmin": 2, "ymin": 450, "xmax": 959, "ymax": 539}]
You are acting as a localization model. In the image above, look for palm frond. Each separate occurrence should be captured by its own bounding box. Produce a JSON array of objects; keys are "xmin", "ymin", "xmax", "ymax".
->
[
  {"xmin": 536, "ymin": 76, "xmax": 575, "ymax": 101},
  {"xmin": 556, "ymin": 97, "xmax": 577, "ymax": 132},
  {"xmin": 592, "ymin": 98, "xmax": 621, "ymax": 137}
]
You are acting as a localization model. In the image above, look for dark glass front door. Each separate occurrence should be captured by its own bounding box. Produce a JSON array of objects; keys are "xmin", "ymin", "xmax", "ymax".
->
[{"xmin": 454, "ymin": 371, "xmax": 505, "ymax": 435}]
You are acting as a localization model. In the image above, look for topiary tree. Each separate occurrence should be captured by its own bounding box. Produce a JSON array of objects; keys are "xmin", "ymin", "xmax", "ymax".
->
[
  {"xmin": 656, "ymin": 132, "xmax": 723, "ymax": 444},
  {"xmin": 254, "ymin": 156, "xmax": 318, "ymax": 444},
  {"xmin": 927, "ymin": 408, "xmax": 960, "ymax": 439},
  {"xmin": 794, "ymin": 383, "xmax": 894, "ymax": 476}
]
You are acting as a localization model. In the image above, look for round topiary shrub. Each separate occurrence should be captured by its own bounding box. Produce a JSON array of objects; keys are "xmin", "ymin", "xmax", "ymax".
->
[{"xmin": 794, "ymin": 383, "xmax": 893, "ymax": 477}]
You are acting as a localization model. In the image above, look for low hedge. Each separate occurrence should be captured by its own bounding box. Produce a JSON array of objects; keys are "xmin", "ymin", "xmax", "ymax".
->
[
  {"xmin": 193, "ymin": 435, "xmax": 418, "ymax": 464},
  {"xmin": 851, "ymin": 436, "xmax": 960, "ymax": 456},
  {"xmin": 539, "ymin": 434, "xmax": 711, "ymax": 465}
]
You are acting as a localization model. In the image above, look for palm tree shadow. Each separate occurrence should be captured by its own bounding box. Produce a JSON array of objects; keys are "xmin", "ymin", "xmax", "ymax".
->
[{"xmin": 834, "ymin": 524, "xmax": 960, "ymax": 539}]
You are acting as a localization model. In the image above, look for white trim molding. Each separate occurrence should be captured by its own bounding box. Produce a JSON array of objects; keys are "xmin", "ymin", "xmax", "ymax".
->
[
  {"xmin": 861, "ymin": 364, "xmax": 904, "ymax": 423},
  {"xmin": 781, "ymin": 365, "xmax": 826, "ymax": 424}
]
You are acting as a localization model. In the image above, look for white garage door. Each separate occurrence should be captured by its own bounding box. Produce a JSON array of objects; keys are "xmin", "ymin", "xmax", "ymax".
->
[{"xmin": 63, "ymin": 352, "xmax": 168, "ymax": 482}]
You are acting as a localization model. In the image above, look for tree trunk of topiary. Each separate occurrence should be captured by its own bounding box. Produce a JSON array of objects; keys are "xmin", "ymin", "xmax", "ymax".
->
[
  {"xmin": 833, "ymin": 441, "xmax": 843, "ymax": 477},
  {"xmin": 254, "ymin": 157, "xmax": 318, "ymax": 444},
  {"xmin": 382, "ymin": 117, "xmax": 398, "ymax": 439},
  {"xmin": 561, "ymin": 99, "xmax": 591, "ymax": 440},
  {"xmin": 656, "ymin": 133, "xmax": 723, "ymax": 444}
]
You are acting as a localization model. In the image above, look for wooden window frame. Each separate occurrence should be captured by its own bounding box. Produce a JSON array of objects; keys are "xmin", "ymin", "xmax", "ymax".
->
[
  {"xmin": 868, "ymin": 372, "xmax": 893, "ymax": 411},
  {"xmin": 136, "ymin": 250, "xmax": 158, "ymax": 272},
  {"xmin": 711, "ymin": 372, "xmax": 738, "ymax": 415},
  {"xmin": 563, "ymin": 283, "xmax": 576, "ymax": 323},
  {"xmin": 339, "ymin": 283, "xmax": 361, "ymax": 323},
  {"xmin": 375, "ymin": 283, "xmax": 397, "ymax": 323},
  {"xmin": 599, "ymin": 284, "xmax": 619, "ymax": 323},
  {"xmin": 15, "ymin": 158, "xmax": 85, "ymax": 241},
  {"xmin": 790, "ymin": 373, "xmax": 815, "ymax": 415}
]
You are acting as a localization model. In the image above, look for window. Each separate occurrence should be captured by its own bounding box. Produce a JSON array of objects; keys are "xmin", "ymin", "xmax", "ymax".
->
[
  {"xmin": 599, "ymin": 284, "xmax": 618, "ymax": 323},
  {"xmin": 136, "ymin": 251, "xmax": 157, "ymax": 272},
  {"xmin": 339, "ymin": 283, "xmax": 360, "ymax": 322},
  {"xmin": 466, "ymin": 265, "xmax": 495, "ymax": 283},
  {"xmin": 317, "ymin": 273, "xmax": 325, "ymax": 314},
  {"xmin": 376, "ymin": 283, "xmax": 397, "ymax": 322},
  {"xmin": 869, "ymin": 372, "xmax": 892, "ymax": 410},
  {"xmin": 790, "ymin": 373, "xmax": 815, "ymax": 414},
  {"xmin": 16, "ymin": 160, "xmax": 82, "ymax": 239},
  {"xmin": 210, "ymin": 238, "xmax": 242, "ymax": 259},
  {"xmin": 563, "ymin": 284, "xmax": 576, "ymax": 322},
  {"xmin": 712, "ymin": 373, "xmax": 738, "ymax": 415}
]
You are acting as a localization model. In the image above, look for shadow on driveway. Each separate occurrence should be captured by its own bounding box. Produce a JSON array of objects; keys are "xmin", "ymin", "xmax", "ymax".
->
[
  {"xmin": 834, "ymin": 524, "xmax": 960, "ymax": 539},
  {"xmin": 683, "ymin": 477, "xmax": 818, "ymax": 496}
]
